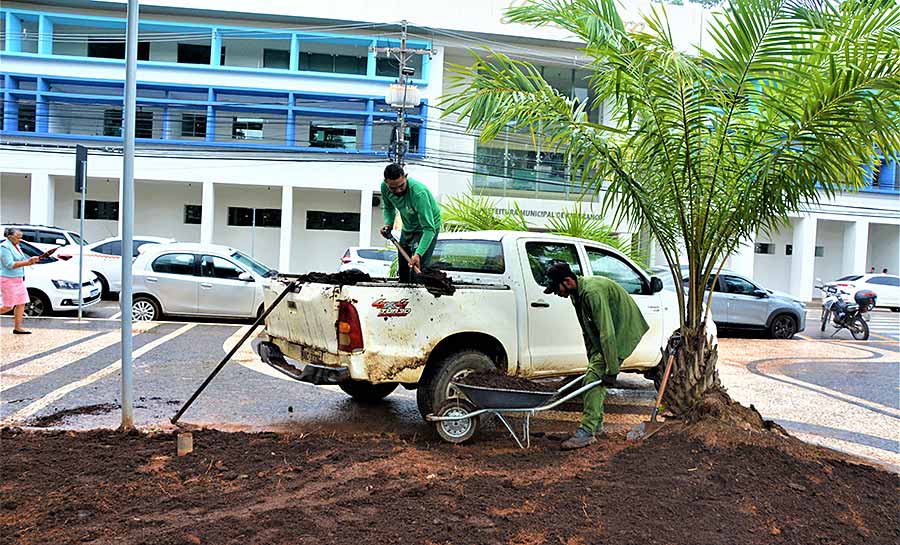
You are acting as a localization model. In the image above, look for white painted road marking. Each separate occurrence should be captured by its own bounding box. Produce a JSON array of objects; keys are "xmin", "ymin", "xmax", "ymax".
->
[
  {"xmin": 2, "ymin": 323, "xmax": 197, "ymax": 425},
  {"xmin": 1, "ymin": 323, "xmax": 157, "ymax": 392}
]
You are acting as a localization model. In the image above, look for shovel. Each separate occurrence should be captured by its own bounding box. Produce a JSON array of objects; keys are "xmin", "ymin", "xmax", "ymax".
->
[
  {"xmin": 382, "ymin": 231, "xmax": 421, "ymax": 274},
  {"xmin": 628, "ymin": 332, "xmax": 683, "ymax": 441}
]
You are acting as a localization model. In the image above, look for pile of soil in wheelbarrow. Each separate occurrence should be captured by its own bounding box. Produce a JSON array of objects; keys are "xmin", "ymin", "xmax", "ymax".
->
[
  {"xmin": 1, "ymin": 423, "xmax": 897, "ymax": 545},
  {"xmin": 456, "ymin": 370, "xmax": 558, "ymax": 392}
]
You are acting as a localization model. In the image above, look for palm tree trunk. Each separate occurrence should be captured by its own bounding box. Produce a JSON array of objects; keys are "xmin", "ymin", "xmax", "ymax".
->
[{"xmin": 661, "ymin": 325, "xmax": 723, "ymax": 416}]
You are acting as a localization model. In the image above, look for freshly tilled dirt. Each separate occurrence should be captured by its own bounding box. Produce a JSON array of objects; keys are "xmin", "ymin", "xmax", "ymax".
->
[
  {"xmin": 456, "ymin": 371, "xmax": 558, "ymax": 392},
  {"xmin": 1, "ymin": 423, "xmax": 897, "ymax": 545}
]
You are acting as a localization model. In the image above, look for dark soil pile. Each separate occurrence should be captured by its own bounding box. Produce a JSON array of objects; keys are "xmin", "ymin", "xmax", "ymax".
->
[
  {"xmin": 456, "ymin": 371, "xmax": 557, "ymax": 392},
  {"xmin": 2, "ymin": 425, "xmax": 896, "ymax": 545},
  {"xmin": 292, "ymin": 270, "xmax": 373, "ymax": 285},
  {"xmin": 415, "ymin": 267, "xmax": 456, "ymax": 297}
]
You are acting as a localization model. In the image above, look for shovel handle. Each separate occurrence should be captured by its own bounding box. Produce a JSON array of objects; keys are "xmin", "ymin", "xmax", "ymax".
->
[
  {"xmin": 384, "ymin": 232, "xmax": 421, "ymax": 274},
  {"xmin": 650, "ymin": 352, "xmax": 676, "ymax": 423}
]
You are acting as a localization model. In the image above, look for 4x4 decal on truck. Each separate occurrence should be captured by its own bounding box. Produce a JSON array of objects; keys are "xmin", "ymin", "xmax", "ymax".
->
[{"xmin": 372, "ymin": 298, "xmax": 411, "ymax": 318}]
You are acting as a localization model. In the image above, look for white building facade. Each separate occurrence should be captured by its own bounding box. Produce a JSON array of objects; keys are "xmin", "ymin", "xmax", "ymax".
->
[{"xmin": 1, "ymin": 1, "xmax": 897, "ymax": 298}]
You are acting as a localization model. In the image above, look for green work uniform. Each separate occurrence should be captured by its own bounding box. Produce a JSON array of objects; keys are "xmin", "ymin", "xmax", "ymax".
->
[
  {"xmin": 571, "ymin": 275, "xmax": 650, "ymax": 433},
  {"xmin": 381, "ymin": 177, "xmax": 441, "ymax": 267}
]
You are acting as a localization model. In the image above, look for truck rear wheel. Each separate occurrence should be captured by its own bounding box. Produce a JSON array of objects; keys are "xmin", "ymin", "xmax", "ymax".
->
[
  {"xmin": 339, "ymin": 381, "xmax": 398, "ymax": 403},
  {"xmin": 416, "ymin": 349, "xmax": 494, "ymax": 419}
]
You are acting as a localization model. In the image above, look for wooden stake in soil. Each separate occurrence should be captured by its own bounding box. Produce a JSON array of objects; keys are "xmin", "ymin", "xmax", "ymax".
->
[{"xmin": 177, "ymin": 432, "xmax": 193, "ymax": 456}]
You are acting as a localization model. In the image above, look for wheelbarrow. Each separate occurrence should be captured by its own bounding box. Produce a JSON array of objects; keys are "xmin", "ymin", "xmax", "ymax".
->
[{"xmin": 425, "ymin": 374, "xmax": 604, "ymax": 448}]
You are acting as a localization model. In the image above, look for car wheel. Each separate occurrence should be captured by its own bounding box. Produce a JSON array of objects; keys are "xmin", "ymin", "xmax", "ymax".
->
[
  {"xmin": 132, "ymin": 296, "xmax": 160, "ymax": 321},
  {"xmin": 338, "ymin": 381, "xmax": 398, "ymax": 403},
  {"xmin": 433, "ymin": 398, "xmax": 479, "ymax": 444},
  {"xmin": 416, "ymin": 349, "xmax": 495, "ymax": 419},
  {"xmin": 25, "ymin": 291, "xmax": 50, "ymax": 317},
  {"xmin": 94, "ymin": 273, "xmax": 111, "ymax": 299},
  {"xmin": 769, "ymin": 314, "xmax": 798, "ymax": 339}
]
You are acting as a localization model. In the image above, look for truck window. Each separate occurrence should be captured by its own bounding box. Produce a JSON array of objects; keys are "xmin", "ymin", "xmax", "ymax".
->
[
  {"xmin": 431, "ymin": 240, "xmax": 505, "ymax": 273},
  {"xmin": 585, "ymin": 247, "xmax": 647, "ymax": 294},
  {"xmin": 525, "ymin": 241, "xmax": 582, "ymax": 287}
]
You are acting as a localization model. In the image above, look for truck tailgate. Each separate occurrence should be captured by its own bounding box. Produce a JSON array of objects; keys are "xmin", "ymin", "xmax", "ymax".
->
[{"xmin": 264, "ymin": 281, "xmax": 340, "ymax": 355}]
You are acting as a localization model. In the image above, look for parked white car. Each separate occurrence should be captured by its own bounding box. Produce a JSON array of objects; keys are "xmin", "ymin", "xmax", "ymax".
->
[
  {"xmin": 829, "ymin": 273, "xmax": 900, "ymax": 311},
  {"xmin": 1, "ymin": 224, "xmax": 86, "ymax": 252},
  {"xmin": 131, "ymin": 243, "xmax": 276, "ymax": 321},
  {"xmin": 3, "ymin": 240, "xmax": 102, "ymax": 316},
  {"xmin": 56, "ymin": 236, "xmax": 176, "ymax": 296},
  {"xmin": 339, "ymin": 246, "xmax": 398, "ymax": 277}
]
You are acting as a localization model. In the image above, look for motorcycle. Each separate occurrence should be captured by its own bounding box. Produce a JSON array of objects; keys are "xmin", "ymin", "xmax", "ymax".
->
[{"xmin": 816, "ymin": 284, "xmax": 877, "ymax": 340}]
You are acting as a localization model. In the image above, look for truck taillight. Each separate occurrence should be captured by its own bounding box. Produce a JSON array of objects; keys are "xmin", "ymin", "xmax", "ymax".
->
[{"xmin": 337, "ymin": 301, "xmax": 364, "ymax": 352}]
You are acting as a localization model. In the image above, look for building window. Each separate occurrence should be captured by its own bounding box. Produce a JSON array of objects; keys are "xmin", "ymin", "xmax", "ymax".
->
[
  {"xmin": 184, "ymin": 205, "xmax": 202, "ymax": 224},
  {"xmin": 181, "ymin": 113, "xmax": 207, "ymax": 138},
  {"xmin": 815, "ymin": 246, "xmax": 825, "ymax": 258},
  {"xmin": 309, "ymin": 124, "xmax": 357, "ymax": 148},
  {"xmin": 177, "ymin": 43, "xmax": 225, "ymax": 65},
  {"xmin": 306, "ymin": 211, "xmax": 360, "ymax": 231},
  {"xmin": 74, "ymin": 200, "xmax": 119, "ymax": 220},
  {"xmin": 227, "ymin": 207, "xmax": 281, "ymax": 227},
  {"xmin": 17, "ymin": 104, "xmax": 36, "ymax": 132},
  {"xmin": 298, "ymin": 52, "xmax": 366, "ymax": 75},
  {"xmin": 232, "ymin": 117, "xmax": 264, "ymax": 140},
  {"xmin": 785, "ymin": 244, "xmax": 793, "ymax": 256},
  {"xmin": 87, "ymin": 40, "xmax": 150, "ymax": 61},
  {"xmin": 754, "ymin": 243, "xmax": 775, "ymax": 255},
  {"xmin": 103, "ymin": 109, "xmax": 153, "ymax": 138},
  {"xmin": 263, "ymin": 48, "xmax": 290, "ymax": 69}
]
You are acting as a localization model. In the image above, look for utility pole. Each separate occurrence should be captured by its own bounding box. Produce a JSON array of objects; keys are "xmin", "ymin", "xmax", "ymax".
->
[
  {"xmin": 372, "ymin": 21, "xmax": 432, "ymax": 166},
  {"xmin": 120, "ymin": 0, "xmax": 139, "ymax": 431}
]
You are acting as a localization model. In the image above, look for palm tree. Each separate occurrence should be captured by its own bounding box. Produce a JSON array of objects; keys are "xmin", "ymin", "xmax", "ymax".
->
[{"xmin": 442, "ymin": 0, "xmax": 900, "ymax": 415}]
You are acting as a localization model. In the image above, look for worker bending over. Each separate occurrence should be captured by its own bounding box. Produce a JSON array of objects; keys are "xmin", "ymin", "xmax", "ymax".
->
[{"xmin": 543, "ymin": 262, "xmax": 649, "ymax": 450}]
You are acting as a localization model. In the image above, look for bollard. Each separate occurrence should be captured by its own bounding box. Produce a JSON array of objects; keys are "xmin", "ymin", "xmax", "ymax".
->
[{"xmin": 177, "ymin": 432, "xmax": 193, "ymax": 456}]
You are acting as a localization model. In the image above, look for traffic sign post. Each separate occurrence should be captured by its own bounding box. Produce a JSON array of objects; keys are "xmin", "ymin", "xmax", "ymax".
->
[{"xmin": 75, "ymin": 145, "xmax": 87, "ymax": 321}]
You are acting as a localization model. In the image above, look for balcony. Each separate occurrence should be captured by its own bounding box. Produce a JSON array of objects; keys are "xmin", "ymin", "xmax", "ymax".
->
[{"xmin": 1, "ymin": 73, "xmax": 427, "ymax": 155}]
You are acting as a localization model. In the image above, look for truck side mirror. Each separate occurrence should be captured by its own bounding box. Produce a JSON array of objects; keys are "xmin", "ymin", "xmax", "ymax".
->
[{"xmin": 650, "ymin": 276, "xmax": 664, "ymax": 294}]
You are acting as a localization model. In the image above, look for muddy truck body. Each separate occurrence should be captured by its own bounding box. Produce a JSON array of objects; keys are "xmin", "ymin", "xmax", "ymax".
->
[{"xmin": 259, "ymin": 231, "xmax": 697, "ymax": 419}]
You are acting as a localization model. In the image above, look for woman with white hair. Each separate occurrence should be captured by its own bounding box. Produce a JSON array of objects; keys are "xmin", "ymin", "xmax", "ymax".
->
[{"xmin": 1, "ymin": 227, "xmax": 40, "ymax": 334}]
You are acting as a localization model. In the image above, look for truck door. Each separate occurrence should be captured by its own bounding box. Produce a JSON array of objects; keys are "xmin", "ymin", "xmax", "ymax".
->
[
  {"xmin": 583, "ymin": 247, "xmax": 661, "ymax": 366},
  {"xmin": 518, "ymin": 239, "xmax": 589, "ymax": 377}
]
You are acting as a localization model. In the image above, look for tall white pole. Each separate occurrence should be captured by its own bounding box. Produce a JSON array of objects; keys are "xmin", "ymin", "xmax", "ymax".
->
[{"xmin": 120, "ymin": 0, "xmax": 139, "ymax": 430}]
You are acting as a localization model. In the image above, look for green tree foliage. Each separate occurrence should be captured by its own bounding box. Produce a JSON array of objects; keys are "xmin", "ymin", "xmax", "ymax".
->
[{"xmin": 441, "ymin": 0, "xmax": 900, "ymax": 413}]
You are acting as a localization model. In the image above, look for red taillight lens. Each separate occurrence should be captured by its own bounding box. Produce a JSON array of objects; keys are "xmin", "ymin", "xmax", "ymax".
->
[
  {"xmin": 836, "ymin": 283, "xmax": 850, "ymax": 287},
  {"xmin": 337, "ymin": 301, "xmax": 364, "ymax": 352},
  {"xmin": 58, "ymin": 254, "xmax": 72, "ymax": 261},
  {"xmin": 341, "ymin": 257, "xmax": 351, "ymax": 264}
]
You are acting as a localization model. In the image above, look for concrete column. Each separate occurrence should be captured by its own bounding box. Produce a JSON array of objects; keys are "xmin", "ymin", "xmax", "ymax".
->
[
  {"xmin": 289, "ymin": 34, "xmax": 300, "ymax": 71},
  {"xmin": 5, "ymin": 13, "xmax": 22, "ymax": 53},
  {"xmin": 38, "ymin": 14, "xmax": 54, "ymax": 55},
  {"xmin": 210, "ymin": 29, "xmax": 222, "ymax": 66},
  {"xmin": 200, "ymin": 181, "xmax": 215, "ymax": 244},
  {"xmin": 279, "ymin": 186, "xmax": 293, "ymax": 272},
  {"xmin": 842, "ymin": 219, "xmax": 869, "ymax": 275},
  {"xmin": 790, "ymin": 216, "xmax": 818, "ymax": 302},
  {"xmin": 29, "ymin": 172, "xmax": 55, "ymax": 226},
  {"xmin": 729, "ymin": 236, "xmax": 755, "ymax": 279},
  {"xmin": 359, "ymin": 189, "xmax": 373, "ymax": 247}
]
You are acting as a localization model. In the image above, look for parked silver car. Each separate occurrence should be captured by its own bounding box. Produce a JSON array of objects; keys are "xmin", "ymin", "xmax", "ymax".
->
[
  {"xmin": 651, "ymin": 266, "xmax": 806, "ymax": 338},
  {"xmin": 131, "ymin": 243, "xmax": 275, "ymax": 321}
]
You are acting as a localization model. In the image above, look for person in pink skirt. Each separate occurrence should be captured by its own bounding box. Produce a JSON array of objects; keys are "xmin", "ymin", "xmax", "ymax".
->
[{"xmin": 1, "ymin": 227, "xmax": 40, "ymax": 334}]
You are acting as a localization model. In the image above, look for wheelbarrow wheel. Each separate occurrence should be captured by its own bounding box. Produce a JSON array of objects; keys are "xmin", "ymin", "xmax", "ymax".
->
[{"xmin": 434, "ymin": 398, "xmax": 479, "ymax": 444}]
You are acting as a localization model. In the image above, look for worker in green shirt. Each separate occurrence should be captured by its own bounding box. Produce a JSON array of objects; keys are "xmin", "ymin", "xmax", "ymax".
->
[
  {"xmin": 380, "ymin": 163, "xmax": 441, "ymax": 282},
  {"xmin": 543, "ymin": 262, "xmax": 650, "ymax": 450}
]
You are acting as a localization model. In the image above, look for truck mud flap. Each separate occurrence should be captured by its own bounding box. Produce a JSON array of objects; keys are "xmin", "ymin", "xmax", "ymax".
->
[{"xmin": 257, "ymin": 341, "xmax": 349, "ymax": 385}]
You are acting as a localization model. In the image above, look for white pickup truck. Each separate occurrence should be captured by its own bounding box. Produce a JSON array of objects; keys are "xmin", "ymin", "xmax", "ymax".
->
[{"xmin": 259, "ymin": 231, "xmax": 690, "ymax": 419}]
